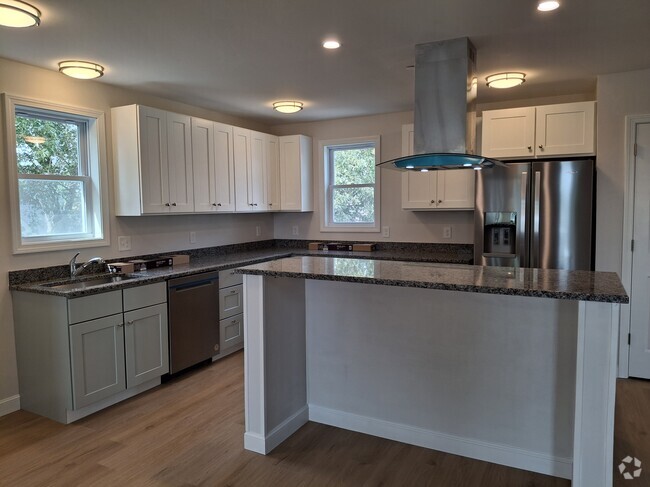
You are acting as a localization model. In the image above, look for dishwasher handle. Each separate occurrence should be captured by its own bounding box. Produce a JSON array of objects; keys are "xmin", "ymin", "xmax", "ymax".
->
[{"xmin": 168, "ymin": 271, "xmax": 219, "ymax": 291}]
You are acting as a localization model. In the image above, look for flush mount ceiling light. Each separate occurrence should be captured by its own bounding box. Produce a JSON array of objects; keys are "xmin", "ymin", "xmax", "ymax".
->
[
  {"xmin": 537, "ymin": 0, "xmax": 560, "ymax": 11},
  {"xmin": 0, "ymin": 0, "xmax": 41, "ymax": 27},
  {"xmin": 272, "ymin": 101, "xmax": 304, "ymax": 114},
  {"xmin": 323, "ymin": 40, "xmax": 340, "ymax": 49},
  {"xmin": 58, "ymin": 60, "xmax": 105, "ymax": 79},
  {"xmin": 486, "ymin": 72, "xmax": 526, "ymax": 89}
]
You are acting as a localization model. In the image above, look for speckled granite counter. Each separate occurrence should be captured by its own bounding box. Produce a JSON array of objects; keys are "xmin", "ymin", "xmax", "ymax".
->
[
  {"xmin": 9, "ymin": 244, "xmax": 473, "ymax": 298},
  {"xmin": 235, "ymin": 256, "xmax": 629, "ymax": 303}
]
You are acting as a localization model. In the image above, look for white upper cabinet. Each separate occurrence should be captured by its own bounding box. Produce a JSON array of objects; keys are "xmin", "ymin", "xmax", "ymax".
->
[
  {"xmin": 233, "ymin": 126, "xmax": 251, "ymax": 212},
  {"xmin": 481, "ymin": 101, "xmax": 596, "ymax": 159},
  {"xmin": 401, "ymin": 125, "xmax": 475, "ymax": 210},
  {"xmin": 192, "ymin": 119, "xmax": 235, "ymax": 212},
  {"xmin": 266, "ymin": 134, "xmax": 281, "ymax": 211},
  {"xmin": 112, "ymin": 105, "xmax": 194, "ymax": 215},
  {"xmin": 249, "ymin": 131, "xmax": 268, "ymax": 211},
  {"xmin": 279, "ymin": 135, "xmax": 313, "ymax": 212}
]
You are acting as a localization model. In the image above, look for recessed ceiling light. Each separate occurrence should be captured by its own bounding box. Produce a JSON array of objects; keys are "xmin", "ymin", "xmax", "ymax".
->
[
  {"xmin": 486, "ymin": 72, "xmax": 526, "ymax": 89},
  {"xmin": 537, "ymin": 0, "xmax": 560, "ymax": 11},
  {"xmin": 0, "ymin": 0, "xmax": 41, "ymax": 27},
  {"xmin": 58, "ymin": 60, "xmax": 105, "ymax": 79},
  {"xmin": 323, "ymin": 40, "xmax": 340, "ymax": 50},
  {"xmin": 273, "ymin": 101, "xmax": 304, "ymax": 114}
]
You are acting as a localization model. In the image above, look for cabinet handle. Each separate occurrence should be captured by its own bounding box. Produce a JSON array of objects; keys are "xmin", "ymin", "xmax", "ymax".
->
[
  {"xmin": 172, "ymin": 202, "xmax": 177, "ymax": 206},
  {"xmin": 438, "ymin": 199, "xmax": 443, "ymax": 204},
  {"xmin": 217, "ymin": 203, "xmax": 222, "ymax": 207},
  {"xmin": 165, "ymin": 203, "xmax": 170, "ymax": 206},
  {"xmin": 231, "ymin": 320, "xmax": 240, "ymax": 325},
  {"xmin": 249, "ymin": 203, "xmax": 254, "ymax": 206},
  {"xmin": 212, "ymin": 203, "xmax": 217, "ymax": 206},
  {"xmin": 269, "ymin": 203, "xmax": 273, "ymax": 206},
  {"xmin": 538, "ymin": 145, "xmax": 544, "ymax": 150},
  {"xmin": 430, "ymin": 200, "xmax": 435, "ymax": 204},
  {"xmin": 527, "ymin": 146, "xmax": 532, "ymax": 151},
  {"xmin": 230, "ymin": 289, "xmax": 237, "ymax": 294},
  {"xmin": 253, "ymin": 203, "xmax": 258, "ymax": 207},
  {"xmin": 126, "ymin": 320, "xmax": 134, "ymax": 325}
]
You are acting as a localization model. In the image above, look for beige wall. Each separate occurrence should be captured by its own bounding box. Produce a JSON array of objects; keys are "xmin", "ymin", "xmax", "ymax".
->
[
  {"xmin": 271, "ymin": 111, "xmax": 476, "ymax": 244},
  {"xmin": 595, "ymin": 68, "xmax": 650, "ymax": 274},
  {"xmin": 0, "ymin": 57, "xmax": 274, "ymax": 405}
]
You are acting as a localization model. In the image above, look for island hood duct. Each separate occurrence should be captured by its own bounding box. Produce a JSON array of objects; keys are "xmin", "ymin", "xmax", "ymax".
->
[{"xmin": 379, "ymin": 37, "xmax": 503, "ymax": 171}]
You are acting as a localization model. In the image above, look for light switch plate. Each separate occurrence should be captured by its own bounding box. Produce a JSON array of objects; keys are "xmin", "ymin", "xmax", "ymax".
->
[
  {"xmin": 382, "ymin": 226, "xmax": 390, "ymax": 238},
  {"xmin": 117, "ymin": 236, "xmax": 131, "ymax": 252},
  {"xmin": 190, "ymin": 231, "xmax": 197, "ymax": 244},
  {"xmin": 443, "ymin": 226, "xmax": 452, "ymax": 239},
  {"xmin": 292, "ymin": 226, "xmax": 299, "ymax": 236},
  {"xmin": 256, "ymin": 225, "xmax": 261, "ymax": 237}
]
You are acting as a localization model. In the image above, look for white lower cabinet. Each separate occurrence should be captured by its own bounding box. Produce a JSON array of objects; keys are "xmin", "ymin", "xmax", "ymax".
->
[
  {"xmin": 213, "ymin": 270, "xmax": 245, "ymax": 361},
  {"xmin": 12, "ymin": 281, "xmax": 168, "ymax": 423},
  {"xmin": 69, "ymin": 314, "xmax": 126, "ymax": 409},
  {"xmin": 220, "ymin": 313, "xmax": 243, "ymax": 351}
]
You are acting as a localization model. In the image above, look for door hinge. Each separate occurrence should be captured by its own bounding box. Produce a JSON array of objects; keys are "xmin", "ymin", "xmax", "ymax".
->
[
  {"xmin": 631, "ymin": 239, "xmax": 635, "ymax": 252},
  {"xmin": 628, "ymin": 333, "xmax": 631, "ymax": 345}
]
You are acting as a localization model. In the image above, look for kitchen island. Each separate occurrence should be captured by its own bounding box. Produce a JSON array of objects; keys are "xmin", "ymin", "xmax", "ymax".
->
[{"xmin": 236, "ymin": 257, "xmax": 628, "ymax": 487}]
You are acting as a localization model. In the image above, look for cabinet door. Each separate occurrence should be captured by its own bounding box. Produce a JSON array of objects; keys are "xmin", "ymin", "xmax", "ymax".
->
[
  {"xmin": 138, "ymin": 106, "xmax": 170, "ymax": 214},
  {"xmin": 279, "ymin": 135, "xmax": 302, "ymax": 211},
  {"xmin": 220, "ymin": 313, "xmax": 243, "ymax": 351},
  {"xmin": 249, "ymin": 131, "xmax": 267, "ymax": 211},
  {"xmin": 167, "ymin": 112, "xmax": 194, "ymax": 213},
  {"xmin": 233, "ymin": 127, "xmax": 251, "ymax": 212},
  {"xmin": 400, "ymin": 125, "xmax": 437, "ymax": 209},
  {"xmin": 481, "ymin": 107, "xmax": 536, "ymax": 159},
  {"xmin": 124, "ymin": 303, "xmax": 169, "ymax": 388},
  {"xmin": 214, "ymin": 122, "xmax": 236, "ymax": 212},
  {"xmin": 436, "ymin": 170, "xmax": 475, "ymax": 209},
  {"xmin": 219, "ymin": 284, "xmax": 243, "ymax": 319},
  {"xmin": 69, "ymin": 314, "xmax": 126, "ymax": 409},
  {"xmin": 266, "ymin": 134, "xmax": 281, "ymax": 211},
  {"xmin": 191, "ymin": 117, "xmax": 217, "ymax": 212},
  {"xmin": 535, "ymin": 102, "xmax": 595, "ymax": 156}
]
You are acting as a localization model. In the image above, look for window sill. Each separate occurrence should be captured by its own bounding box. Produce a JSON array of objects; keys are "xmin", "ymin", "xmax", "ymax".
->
[{"xmin": 13, "ymin": 236, "xmax": 111, "ymax": 255}]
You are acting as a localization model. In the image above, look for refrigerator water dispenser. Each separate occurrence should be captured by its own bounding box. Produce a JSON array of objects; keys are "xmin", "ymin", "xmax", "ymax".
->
[{"xmin": 483, "ymin": 212, "xmax": 517, "ymax": 255}]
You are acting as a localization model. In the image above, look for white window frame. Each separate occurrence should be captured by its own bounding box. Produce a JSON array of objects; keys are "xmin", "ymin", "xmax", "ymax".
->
[
  {"xmin": 3, "ymin": 94, "xmax": 110, "ymax": 253},
  {"xmin": 319, "ymin": 136, "xmax": 381, "ymax": 233}
]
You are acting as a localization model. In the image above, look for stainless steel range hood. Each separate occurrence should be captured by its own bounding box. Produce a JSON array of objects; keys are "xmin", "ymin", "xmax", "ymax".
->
[{"xmin": 379, "ymin": 37, "xmax": 502, "ymax": 171}]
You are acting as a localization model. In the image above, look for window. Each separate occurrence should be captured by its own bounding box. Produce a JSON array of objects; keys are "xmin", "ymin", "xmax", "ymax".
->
[
  {"xmin": 321, "ymin": 136, "xmax": 381, "ymax": 232},
  {"xmin": 4, "ymin": 95, "xmax": 109, "ymax": 253}
]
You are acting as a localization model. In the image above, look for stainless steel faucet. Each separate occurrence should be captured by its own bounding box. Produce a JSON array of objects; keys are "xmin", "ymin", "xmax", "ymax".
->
[{"xmin": 69, "ymin": 252, "xmax": 106, "ymax": 277}]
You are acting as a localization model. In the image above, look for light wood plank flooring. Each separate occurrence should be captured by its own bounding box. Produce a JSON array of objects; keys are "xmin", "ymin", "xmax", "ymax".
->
[{"xmin": 0, "ymin": 351, "xmax": 648, "ymax": 486}]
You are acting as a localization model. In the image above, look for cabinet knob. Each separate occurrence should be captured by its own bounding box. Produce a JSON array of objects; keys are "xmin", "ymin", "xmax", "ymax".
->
[
  {"xmin": 538, "ymin": 145, "xmax": 544, "ymax": 150},
  {"xmin": 127, "ymin": 320, "xmax": 134, "ymax": 325},
  {"xmin": 249, "ymin": 203, "xmax": 254, "ymax": 206},
  {"xmin": 217, "ymin": 203, "xmax": 222, "ymax": 207},
  {"xmin": 172, "ymin": 202, "xmax": 177, "ymax": 206},
  {"xmin": 117, "ymin": 323, "xmax": 124, "ymax": 328},
  {"xmin": 438, "ymin": 200, "xmax": 443, "ymax": 204},
  {"xmin": 527, "ymin": 146, "xmax": 532, "ymax": 151},
  {"xmin": 165, "ymin": 203, "xmax": 170, "ymax": 206},
  {"xmin": 430, "ymin": 200, "xmax": 435, "ymax": 204},
  {"xmin": 230, "ymin": 290, "xmax": 237, "ymax": 294},
  {"xmin": 232, "ymin": 320, "xmax": 240, "ymax": 325},
  {"xmin": 212, "ymin": 203, "xmax": 217, "ymax": 206},
  {"xmin": 269, "ymin": 203, "xmax": 273, "ymax": 206},
  {"xmin": 253, "ymin": 203, "xmax": 258, "ymax": 207}
]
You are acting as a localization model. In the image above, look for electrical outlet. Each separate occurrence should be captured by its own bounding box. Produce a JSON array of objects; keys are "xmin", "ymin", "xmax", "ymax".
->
[
  {"xmin": 382, "ymin": 226, "xmax": 390, "ymax": 238},
  {"xmin": 292, "ymin": 225, "xmax": 299, "ymax": 236},
  {"xmin": 117, "ymin": 236, "xmax": 131, "ymax": 251},
  {"xmin": 255, "ymin": 225, "xmax": 261, "ymax": 237},
  {"xmin": 443, "ymin": 226, "xmax": 452, "ymax": 239},
  {"xmin": 190, "ymin": 231, "xmax": 197, "ymax": 244}
]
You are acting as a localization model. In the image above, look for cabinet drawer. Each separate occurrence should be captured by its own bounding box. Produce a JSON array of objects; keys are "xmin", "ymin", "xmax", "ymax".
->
[
  {"xmin": 219, "ymin": 284, "xmax": 243, "ymax": 319},
  {"xmin": 219, "ymin": 268, "xmax": 243, "ymax": 288},
  {"xmin": 123, "ymin": 282, "xmax": 167, "ymax": 311},
  {"xmin": 220, "ymin": 313, "xmax": 243, "ymax": 351},
  {"xmin": 68, "ymin": 291, "xmax": 122, "ymax": 324}
]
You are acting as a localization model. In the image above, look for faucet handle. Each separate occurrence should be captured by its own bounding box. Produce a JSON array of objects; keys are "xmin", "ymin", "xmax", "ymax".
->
[{"xmin": 70, "ymin": 252, "xmax": 80, "ymax": 263}]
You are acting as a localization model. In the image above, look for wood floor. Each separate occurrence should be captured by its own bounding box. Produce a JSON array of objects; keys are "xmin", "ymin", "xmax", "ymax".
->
[{"xmin": 1, "ymin": 351, "xmax": 648, "ymax": 487}]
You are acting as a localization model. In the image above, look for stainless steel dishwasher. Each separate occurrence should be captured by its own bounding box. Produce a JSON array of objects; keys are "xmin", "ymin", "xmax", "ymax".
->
[{"xmin": 167, "ymin": 271, "xmax": 220, "ymax": 374}]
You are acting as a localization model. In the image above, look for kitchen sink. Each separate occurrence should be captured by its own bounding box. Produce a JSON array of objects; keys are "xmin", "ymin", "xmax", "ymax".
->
[{"xmin": 43, "ymin": 274, "xmax": 139, "ymax": 291}]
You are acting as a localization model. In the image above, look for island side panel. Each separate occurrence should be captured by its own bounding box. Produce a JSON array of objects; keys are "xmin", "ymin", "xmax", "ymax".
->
[
  {"xmin": 305, "ymin": 280, "xmax": 578, "ymax": 479},
  {"xmin": 572, "ymin": 301, "xmax": 619, "ymax": 487},
  {"xmin": 243, "ymin": 275, "xmax": 308, "ymax": 454}
]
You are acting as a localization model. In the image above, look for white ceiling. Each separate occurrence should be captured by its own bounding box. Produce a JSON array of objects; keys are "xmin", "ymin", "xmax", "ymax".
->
[{"xmin": 0, "ymin": 0, "xmax": 648, "ymax": 124}]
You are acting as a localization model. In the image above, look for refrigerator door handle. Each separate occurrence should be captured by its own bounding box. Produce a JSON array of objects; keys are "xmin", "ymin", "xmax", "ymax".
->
[
  {"xmin": 520, "ymin": 171, "xmax": 528, "ymax": 266},
  {"xmin": 532, "ymin": 171, "xmax": 541, "ymax": 268}
]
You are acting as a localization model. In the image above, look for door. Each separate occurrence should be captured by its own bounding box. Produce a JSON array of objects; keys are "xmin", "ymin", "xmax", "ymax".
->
[
  {"xmin": 629, "ymin": 122, "xmax": 650, "ymax": 378},
  {"xmin": 233, "ymin": 127, "xmax": 251, "ymax": 212},
  {"xmin": 166, "ymin": 112, "xmax": 194, "ymax": 212},
  {"xmin": 474, "ymin": 162, "xmax": 530, "ymax": 267},
  {"xmin": 192, "ymin": 117, "xmax": 216, "ymax": 212},
  {"xmin": 214, "ymin": 122, "xmax": 236, "ymax": 211},
  {"xmin": 138, "ymin": 106, "xmax": 170, "ymax": 214},
  {"xmin": 69, "ymin": 314, "xmax": 126, "ymax": 409},
  {"xmin": 436, "ymin": 170, "xmax": 475, "ymax": 209},
  {"xmin": 481, "ymin": 107, "xmax": 536, "ymax": 159},
  {"xmin": 266, "ymin": 134, "xmax": 281, "ymax": 210},
  {"xmin": 530, "ymin": 160, "xmax": 593, "ymax": 270},
  {"xmin": 535, "ymin": 102, "xmax": 595, "ymax": 157},
  {"xmin": 124, "ymin": 303, "xmax": 169, "ymax": 387}
]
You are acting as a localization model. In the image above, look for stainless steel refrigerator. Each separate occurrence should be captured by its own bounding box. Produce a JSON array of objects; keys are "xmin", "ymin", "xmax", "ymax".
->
[{"xmin": 474, "ymin": 159, "xmax": 594, "ymax": 270}]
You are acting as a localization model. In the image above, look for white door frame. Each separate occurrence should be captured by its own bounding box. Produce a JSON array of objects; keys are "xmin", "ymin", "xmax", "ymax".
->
[{"xmin": 619, "ymin": 114, "xmax": 650, "ymax": 378}]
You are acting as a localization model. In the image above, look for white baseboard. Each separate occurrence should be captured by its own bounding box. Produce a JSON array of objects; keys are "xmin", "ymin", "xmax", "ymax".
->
[
  {"xmin": 0, "ymin": 395, "xmax": 20, "ymax": 417},
  {"xmin": 309, "ymin": 405, "xmax": 572, "ymax": 480},
  {"xmin": 245, "ymin": 405, "xmax": 309, "ymax": 454}
]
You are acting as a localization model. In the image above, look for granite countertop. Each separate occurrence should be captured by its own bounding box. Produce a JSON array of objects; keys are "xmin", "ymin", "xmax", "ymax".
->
[
  {"xmin": 235, "ymin": 256, "xmax": 629, "ymax": 304},
  {"xmin": 9, "ymin": 246, "xmax": 473, "ymax": 298}
]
